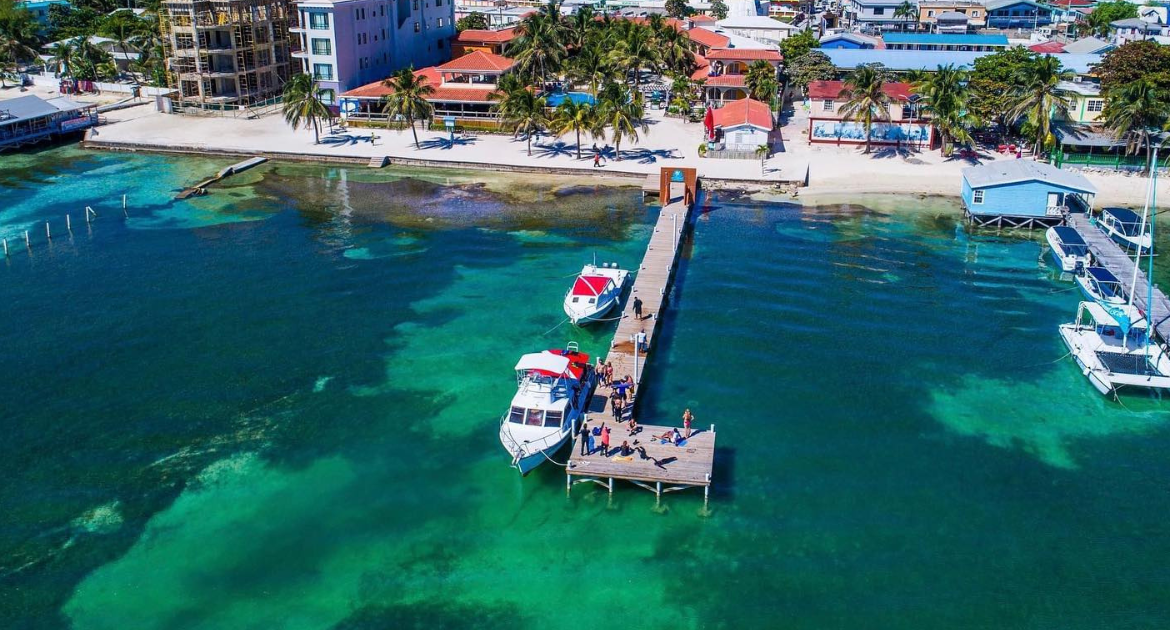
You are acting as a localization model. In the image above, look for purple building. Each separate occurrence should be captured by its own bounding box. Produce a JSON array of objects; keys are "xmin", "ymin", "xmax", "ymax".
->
[{"xmin": 291, "ymin": 0, "xmax": 454, "ymax": 105}]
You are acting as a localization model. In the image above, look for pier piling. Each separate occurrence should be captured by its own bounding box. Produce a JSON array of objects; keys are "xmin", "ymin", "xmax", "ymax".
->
[
  {"xmin": 3, "ymin": 238, "xmax": 7, "ymax": 257},
  {"xmin": 45, "ymin": 222, "xmax": 51, "ymax": 240},
  {"xmin": 66, "ymin": 215, "xmax": 72, "ymax": 232},
  {"xmin": 25, "ymin": 231, "xmax": 30, "ymax": 248}
]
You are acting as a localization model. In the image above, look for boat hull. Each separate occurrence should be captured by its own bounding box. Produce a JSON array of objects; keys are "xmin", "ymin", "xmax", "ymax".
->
[
  {"xmin": 1045, "ymin": 227, "xmax": 1083, "ymax": 273},
  {"xmin": 1075, "ymin": 275, "xmax": 1126, "ymax": 306},
  {"xmin": 514, "ymin": 436, "xmax": 570, "ymax": 476},
  {"xmin": 1058, "ymin": 324, "xmax": 1170, "ymax": 396},
  {"xmin": 568, "ymin": 295, "xmax": 619, "ymax": 325}
]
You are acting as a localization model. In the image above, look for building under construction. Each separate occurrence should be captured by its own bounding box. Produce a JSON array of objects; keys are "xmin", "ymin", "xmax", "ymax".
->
[{"xmin": 161, "ymin": 0, "xmax": 293, "ymax": 107}]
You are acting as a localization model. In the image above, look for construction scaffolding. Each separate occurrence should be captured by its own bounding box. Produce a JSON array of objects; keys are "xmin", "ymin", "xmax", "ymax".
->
[{"xmin": 160, "ymin": 0, "xmax": 292, "ymax": 109}]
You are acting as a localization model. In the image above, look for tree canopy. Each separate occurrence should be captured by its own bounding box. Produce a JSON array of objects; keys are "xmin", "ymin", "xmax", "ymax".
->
[
  {"xmin": 785, "ymin": 50, "xmax": 835, "ymax": 90},
  {"xmin": 779, "ymin": 29, "xmax": 819, "ymax": 63},
  {"xmin": 710, "ymin": 0, "xmax": 729, "ymax": 20},
  {"xmin": 456, "ymin": 12, "xmax": 489, "ymax": 32},
  {"xmin": 1081, "ymin": 1, "xmax": 1138, "ymax": 37},
  {"xmin": 664, "ymin": 0, "xmax": 693, "ymax": 19},
  {"xmin": 968, "ymin": 47, "xmax": 1038, "ymax": 133},
  {"xmin": 1096, "ymin": 40, "xmax": 1170, "ymax": 96}
]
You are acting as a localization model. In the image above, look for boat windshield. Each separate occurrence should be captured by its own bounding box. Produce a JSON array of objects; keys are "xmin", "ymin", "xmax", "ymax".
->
[
  {"xmin": 1105, "ymin": 209, "xmax": 1144, "ymax": 236},
  {"xmin": 506, "ymin": 407, "xmax": 564, "ymax": 429}
]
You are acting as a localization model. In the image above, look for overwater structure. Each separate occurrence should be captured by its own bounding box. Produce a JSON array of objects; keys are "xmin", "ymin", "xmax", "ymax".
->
[{"xmin": 160, "ymin": 0, "xmax": 293, "ymax": 108}]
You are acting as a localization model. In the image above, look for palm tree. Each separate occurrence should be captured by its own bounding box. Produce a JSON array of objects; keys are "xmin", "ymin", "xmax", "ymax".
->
[
  {"xmin": 551, "ymin": 99, "xmax": 599, "ymax": 159},
  {"xmin": 566, "ymin": 5, "xmax": 596, "ymax": 51},
  {"xmin": 0, "ymin": 34, "xmax": 36, "ymax": 88},
  {"xmin": 282, "ymin": 73, "xmax": 331, "ymax": 144},
  {"xmin": 838, "ymin": 64, "xmax": 892, "ymax": 154},
  {"xmin": 606, "ymin": 24, "xmax": 659, "ymax": 88},
  {"xmin": 1010, "ymin": 56, "xmax": 1075, "ymax": 157},
  {"xmin": 569, "ymin": 44, "xmax": 613, "ymax": 97},
  {"xmin": 914, "ymin": 64, "xmax": 973, "ymax": 156},
  {"xmin": 744, "ymin": 60, "xmax": 779, "ymax": 103},
  {"xmin": 1103, "ymin": 79, "xmax": 1169, "ymax": 173},
  {"xmin": 47, "ymin": 40, "xmax": 76, "ymax": 80},
  {"xmin": 598, "ymin": 82, "xmax": 647, "ymax": 160},
  {"xmin": 493, "ymin": 87, "xmax": 549, "ymax": 155},
  {"xmin": 894, "ymin": 1, "xmax": 919, "ymax": 32},
  {"xmin": 653, "ymin": 24, "xmax": 695, "ymax": 77},
  {"xmin": 509, "ymin": 1, "xmax": 568, "ymax": 84},
  {"xmin": 381, "ymin": 67, "xmax": 435, "ymax": 148}
]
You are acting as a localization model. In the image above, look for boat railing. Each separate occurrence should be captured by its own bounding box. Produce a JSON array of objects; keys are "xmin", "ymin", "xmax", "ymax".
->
[{"xmin": 499, "ymin": 413, "xmax": 567, "ymax": 455}]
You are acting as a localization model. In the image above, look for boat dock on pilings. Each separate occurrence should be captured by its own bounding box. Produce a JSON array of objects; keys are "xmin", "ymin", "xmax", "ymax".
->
[
  {"xmin": 1068, "ymin": 214, "xmax": 1170, "ymax": 341},
  {"xmin": 567, "ymin": 167, "xmax": 716, "ymax": 508}
]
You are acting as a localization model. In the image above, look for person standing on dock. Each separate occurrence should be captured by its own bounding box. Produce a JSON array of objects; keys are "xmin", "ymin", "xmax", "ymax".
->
[
  {"xmin": 612, "ymin": 396, "xmax": 624, "ymax": 421},
  {"xmin": 579, "ymin": 422, "xmax": 591, "ymax": 456},
  {"xmin": 600, "ymin": 424, "xmax": 611, "ymax": 456},
  {"xmin": 633, "ymin": 297, "xmax": 643, "ymax": 320},
  {"xmin": 683, "ymin": 409, "xmax": 693, "ymax": 438},
  {"xmin": 636, "ymin": 329, "xmax": 648, "ymax": 353}
]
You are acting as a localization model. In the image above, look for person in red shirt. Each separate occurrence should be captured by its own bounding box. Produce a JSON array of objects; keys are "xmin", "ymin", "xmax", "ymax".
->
[{"xmin": 600, "ymin": 424, "xmax": 611, "ymax": 456}]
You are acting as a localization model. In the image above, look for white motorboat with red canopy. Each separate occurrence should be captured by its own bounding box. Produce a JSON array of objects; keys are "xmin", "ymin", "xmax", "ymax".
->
[
  {"xmin": 499, "ymin": 343, "xmax": 596, "ymax": 475},
  {"xmin": 563, "ymin": 263, "xmax": 629, "ymax": 325}
]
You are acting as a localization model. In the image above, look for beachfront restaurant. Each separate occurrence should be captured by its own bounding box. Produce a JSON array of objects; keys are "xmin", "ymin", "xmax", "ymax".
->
[
  {"xmin": 960, "ymin": 160, "xmax": 1097, "ymax": 228},
  {"xmin": 339, "ymin": 51, "xmax": 518, "ymax": 130},
  {"xmin": 1051, "ymin": 122, "xmax": 1169, "ymax": 173},
  {"xmin": 0, "ymin": 94, "xmax": 98, "ymax": 151}
]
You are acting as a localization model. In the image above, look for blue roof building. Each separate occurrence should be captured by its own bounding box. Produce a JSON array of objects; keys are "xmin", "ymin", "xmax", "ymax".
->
[
  {"xmin": 882, "ymin": 33, "xmax": 1009, "ymax": 51},
  {"xmin": 961, "ymin": 160, "xmax": 1097, "ymax": 228},
  {"xmin": 822, "ymin": 49, "xmax": 1103, "ymax": 76},
  {"xmin": 819, "ymin": 32, "xmax": 880, "ymax": 49}
]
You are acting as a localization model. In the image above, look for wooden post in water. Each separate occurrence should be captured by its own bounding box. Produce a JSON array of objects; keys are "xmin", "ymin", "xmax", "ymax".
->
[
  {"xmin": 2, "ymin": 238, "xmax": 7, "ymax": 257},
  {"xmin": 66, "ymin": 215, "xmax": 72, "ymax": 232},
  {"xmin": 86, "ymin": 206, "xmax": 95, "ymax": 223},
  {"xmin": 45, "ymin": 222, "xmax": 51, "ymax": 240},
  {"xmin": 25, "ymin": 231, "xmax": 30, "ymax": 248}
]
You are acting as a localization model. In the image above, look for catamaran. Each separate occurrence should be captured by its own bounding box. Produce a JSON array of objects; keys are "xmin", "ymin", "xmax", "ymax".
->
[
  {"xmin": 499, "ymin": 343, "xmax": 595, "ymax": 475},
  {"xmin": 1098, "ymin": 207, "xmax": 1153, "ymax": 253},
  {"xmin": 1045, "ymin": 226, "xmax": 1091, "ymax": 273},
  {"xmin": 563, "ymin": 262, "xmax": 630, "ymax": 325},
  {"xmin": 1058, "ymin": 302, "xmax": 1170, "ymax": 396},
  {"xmin": 1076, "ymin": 267, "xmax": 1126, "ymax": 306}
]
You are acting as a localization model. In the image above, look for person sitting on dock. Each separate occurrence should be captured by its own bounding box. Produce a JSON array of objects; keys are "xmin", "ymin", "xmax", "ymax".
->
[
  {"xmin": 627, "ymin": 414, "xmax": 638, "ymax": 435},
  {"xmin": 619, "ymin": 440, "xmax": 633, "ymax": 457}
]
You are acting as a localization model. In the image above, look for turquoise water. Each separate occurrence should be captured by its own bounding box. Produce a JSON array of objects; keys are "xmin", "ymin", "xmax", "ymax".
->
[{"xmin": 2, "ymin": 148, "xmax": 1170, "ymax": 629}]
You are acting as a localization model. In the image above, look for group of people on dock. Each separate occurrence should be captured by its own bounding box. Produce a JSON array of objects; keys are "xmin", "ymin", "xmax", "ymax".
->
[{"xmin": 577, "ymin": 408, "xmax": 695, "ymax": 465}]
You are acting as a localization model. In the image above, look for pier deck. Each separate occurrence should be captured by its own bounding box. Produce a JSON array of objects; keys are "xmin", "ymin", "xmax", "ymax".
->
[
  {"xmin": 1068, "ymin": 214, "xmax": 1170, "ymax": 340},
  {"xmin": 568, "ymin": 169, "xmax": 714, "ymax": 503}
]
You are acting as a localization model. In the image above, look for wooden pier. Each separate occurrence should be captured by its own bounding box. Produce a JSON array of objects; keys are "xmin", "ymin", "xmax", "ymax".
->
[
  {"xmin": 568, "ymin": 167, "xmax": 716, "ymax": 506},
  {"xmin": 1068, "ymin": 214, "xmax": 1170, "ymax": 340}
]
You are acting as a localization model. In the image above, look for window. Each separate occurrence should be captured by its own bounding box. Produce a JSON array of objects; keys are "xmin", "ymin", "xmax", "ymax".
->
[
  {"xmin": 414, "ymin": 21, "xmax": 420, "ymax": 32},
  {"xmin": 313, "ymin": 63, "xmax": 333, "ymax": 80},
  {"xmin": 525, "ymin": 408, "xmax": 544, "ymax": 427},
  {"xmin": 822, "ymin": 99, "xmax": 834, "ymax": 111},
  {"xmin": 971, "ymin": 10, "xmax": 979, "ymax": 16},
  {"xmin": 1087, "ymin": 99, "xmax": 1104, "ymax": 112},
  {"xmin": 318, "ymin": 88, "xmax": 335, "ymax": 105},
  {"xmin": 927, "ymin": 9, "xmax": 934, "ymax": 16},
  {"xmin": 508, "ymin": 406, "xmax": 525, "ymax": 424},
  {"xmin": 436, "ymin": 0, "xmax": 442, "ymax": 5},
  {"xmin": 309, "ymin": 12, "xmax": 329, "ymax": 29},
  {"xmin": 437, "ymin": 17, "xmax": 444, "ymax": 27},
  {"xmin": 413, "ymin": 0, "xmax": 418, "ymax": 8},
  {"xmin": 972, "ymin": 189, "xmax": 984, "ymax": 204},
  {"xmin": 543, "ymin": 410, "xmax": 563, "ymax": 428},
  {"xmin": 873, "ymin": 7, "xmax": 884, "ymax": 14},
  {"xmin": 438, "ymin": 39, "xmax": 444, "ymax": 49},
  {"xmin": 311, "ymin": 38, "xmax": 331, "ymax": 54}
]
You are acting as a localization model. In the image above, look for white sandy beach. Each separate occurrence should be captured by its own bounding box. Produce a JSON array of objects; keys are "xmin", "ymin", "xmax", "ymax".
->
[{"xmin": 78, "ymin": 99, "xmax": 1166, "ymax": 207}]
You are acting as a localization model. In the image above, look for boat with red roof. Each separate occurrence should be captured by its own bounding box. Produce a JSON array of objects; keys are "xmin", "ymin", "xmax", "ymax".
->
[
  {"xmin": 563, "ymin": 262, "xmax": 629, "ymax": 325},
  {"xmin": 499, "ymin": 343, "xmax": 596, "ymax": 475}
]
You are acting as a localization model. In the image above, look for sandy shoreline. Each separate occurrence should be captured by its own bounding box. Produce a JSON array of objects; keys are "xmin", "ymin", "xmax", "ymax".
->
[{"xmin": 79, "ymin": 102, "xmax": 1164, "ymax": 208}]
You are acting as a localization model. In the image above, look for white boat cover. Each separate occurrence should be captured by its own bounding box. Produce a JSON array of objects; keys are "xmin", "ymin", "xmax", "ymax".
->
[
  {"xmin": 514, "ymin": 352, "xmax": 570, "ymax": 375},
  {"xmin": 1083, "ymin": 302, "xmax": 1146, "ymax": 328}
]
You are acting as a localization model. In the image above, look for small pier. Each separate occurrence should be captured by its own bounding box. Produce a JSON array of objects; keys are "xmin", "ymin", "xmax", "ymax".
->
[
  {"xmin": 176, "ymin": 156, "xmax": 267, "ymax": 199},
  {"xmin": 568, "ymin": 167, "xmax": 716, "ymax": 506},
  {"xmin": 1068, "ymin": 214, "xmax": 1170, "ymax": 341}
]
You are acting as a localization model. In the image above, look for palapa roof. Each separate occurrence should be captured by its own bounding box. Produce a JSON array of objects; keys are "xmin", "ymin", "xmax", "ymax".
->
[{"xmin": 712, "ymin": 98, "xmax": 773, "ymax": 131}]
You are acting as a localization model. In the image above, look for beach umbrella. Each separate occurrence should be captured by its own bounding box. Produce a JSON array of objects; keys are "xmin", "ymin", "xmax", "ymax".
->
[{"xmin": 703, "ymin": 106, "xmax": 714, "ymax": 141}]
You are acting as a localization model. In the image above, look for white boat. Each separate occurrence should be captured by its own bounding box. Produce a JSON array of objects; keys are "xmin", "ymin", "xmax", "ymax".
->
[
  {"xmin": 499, "ymin": 343, "xmax": 595, "ymax": 475},
  {"xmin": 1045, "ymin": 226, "xmax": 1090, "ymax": 273},
  {"xmin": 1098, "ymin": 207, "xmax": 1153, "ymax": 253},
  {"xmin": 1076, "ymin": 267, "xmax": 1126, "ymax": 306},
  {"xmin": 563, "ymin": 263, "xmax": 630, "ymax": 325},
  {"xmin": 1058, "ymin": 302, "xmax": 1170, "ymax": 396}
]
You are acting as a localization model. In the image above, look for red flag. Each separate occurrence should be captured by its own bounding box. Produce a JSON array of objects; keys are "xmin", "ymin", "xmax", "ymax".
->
[{"xmin": 703, "ymin": 106, "xmax": 714, "ymax": 140}]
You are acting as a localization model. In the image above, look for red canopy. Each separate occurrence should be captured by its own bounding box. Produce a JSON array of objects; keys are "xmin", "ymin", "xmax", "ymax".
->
[
  {"xmin": 703, "ymin": 106, "xmax": 715, "ymax": 140},
  {"xmin": 571, "ymin": 275, "xmax": 612, "ymax": 297}
]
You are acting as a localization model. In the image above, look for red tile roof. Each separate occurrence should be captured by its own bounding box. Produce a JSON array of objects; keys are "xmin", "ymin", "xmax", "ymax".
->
[
  {"xmin": 437, "ymin": 50, "xmax": 516, "ymax": 73},
  {"xmin": 806, "ymin": 80, "xmax": 913, "ymax": 102},
  {"xmin": 342, "ymin": 67, "xmax": 442, "ymax": 99},
  {"xmin": 705, "ymin": 48, "xmax": 783, "ymax": 62},
  {"xmin": 690, "ymin": 52, "xmax": 710, "ymax": 80},
  {"xmin": 341, "ymin": 66, "xmax": 497, "ymax": 103},
  {"xmin": 704, "ymin": 74, "xmax": 747, "ymax": 87},
  {"xmin": 690, "ymin": 14, "xmax": 716, "ymax": 22},
  {"xmin": 1029, "ymin": 41, "xmax": 1066, "ymax": 53},
  {"xmin": 687, "ymin": 27, "xmax": 731, "ymax": 49},
  {"xmin": 712, "ymin": 98, "xmax": 773, "ymax": 131},
  {"xmin": 454, "ymin": 28, "xmax": 517, "ymax": 44}
]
